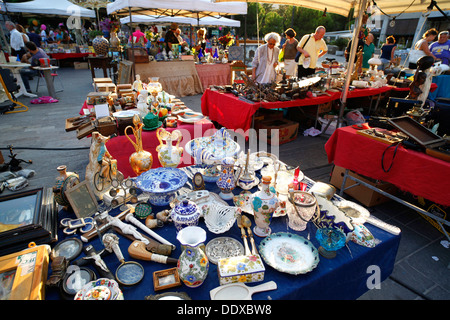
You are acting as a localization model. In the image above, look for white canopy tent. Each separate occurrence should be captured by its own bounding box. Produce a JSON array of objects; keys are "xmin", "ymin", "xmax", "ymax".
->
[
  {"xmin": 119, "ymin": 14, "xmax": 241, "ymax": 27},
  {"xmin": 107, "ymin": 0, "xmax": 247, "ymax": 18},
  {"xmin": 0, "ymin": 0, "xmax": 96, "ymax": 18}
]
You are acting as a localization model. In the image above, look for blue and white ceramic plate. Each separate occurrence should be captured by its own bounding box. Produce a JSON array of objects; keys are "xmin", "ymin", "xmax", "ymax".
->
[{"xmin": 134, "ymin": 167, "xmax": 188, "ymax": 193}]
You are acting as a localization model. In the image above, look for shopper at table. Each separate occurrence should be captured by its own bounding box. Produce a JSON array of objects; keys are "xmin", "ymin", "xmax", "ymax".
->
[
  {"xmin": 362, "ymin": 33, "xmax": 375, "ymax": 71},
  {"xmin": 5, "ymin": 21, "xmax": 26, "ymax": 59},
  {"xmin": 164, "ymin": 23, "xmax": 180, "ymax": 53},
  {"xmin": 40, "ymin": 24, "xmax": 47, "ymax": 44},
  {"xmin": 379, "ymin": 35, "xmax": 397, "ymax": 71},
  {"xmin": 27, "ymin": 27, "xmax": 42, "ymax": 48},
  {"xmin": 296, "ymin": 26, "xmax": 328, "ymax": 78},
  {"xmin": 19, "ymin": 41, "xmax": 49, "ymax": 93},
  {"xmin": 429, "ymin": 31, "xmax": 450, "ymax": 65},
  {"xmin": 281, "ymin": 28, "xmax": 298, "ymax": 78},
  {"xmin": 408, "ymin": 28, "xmax": 438, "ymax": 69},
  {"xmin": 16, "ymin": 25, "xmax": 29, "ymax": 44},
  {"xmin": 129, "ymin": 26, "xmax": 148, "ymax": 46},
  {"xmin": 252, "ymin": 32, "xmax": 281, "ymax": 84}
]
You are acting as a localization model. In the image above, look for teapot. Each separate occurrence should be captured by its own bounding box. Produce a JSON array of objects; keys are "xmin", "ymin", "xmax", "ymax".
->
[{"xmin": 156, "ymin": 128, "xmax": 183, "ymax": 168}]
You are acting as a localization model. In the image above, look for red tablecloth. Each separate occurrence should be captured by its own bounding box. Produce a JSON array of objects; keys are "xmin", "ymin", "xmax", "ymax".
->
[
  {"xmin": 49, "ymin": 53, "xmax": 95, "ymax": 60},
  {"xmin": 195, "ymin": 63, "xmax": 231, "ymax": 91},
  {"xmin": 106, "ymin": 119, "xmax": 216, "ymax": 178},
  {"xmin": 325, "ymin": 126, "xmax": 450, "ymax": 207}
]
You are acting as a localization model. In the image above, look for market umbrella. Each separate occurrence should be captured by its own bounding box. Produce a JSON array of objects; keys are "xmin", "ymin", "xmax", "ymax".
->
[
  {"xmin": 119, "ymin": 15, "xmax": 241, "ymax": 27},
  {"xmin": 213, "ymin": 0, "xmax": 450, "ymax": 127}
]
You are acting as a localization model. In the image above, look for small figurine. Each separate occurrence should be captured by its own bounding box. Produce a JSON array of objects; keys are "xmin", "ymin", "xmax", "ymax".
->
[{"xmin": 133, "ymin": 74, "xmax": 143, "ymax": 92}]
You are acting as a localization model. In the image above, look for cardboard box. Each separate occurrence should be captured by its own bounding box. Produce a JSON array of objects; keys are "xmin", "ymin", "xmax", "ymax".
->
[
  {"xmin": 255, "ymin": 118, "xmax": 299, "ymax": 145},
  {"xmin": 254, "ymin": 109, "xmax": 284, "ymax": 122},
  {"xmin": 218, "ymin": 254, "xmax": 265, "ymax": 285},
  {"xmin": 329, "ymin": 166, "xmax": 398, "ymax": 207},
  {"xmin": 74, "ymin": 62, "xmax": 88, "ymax": 69}
]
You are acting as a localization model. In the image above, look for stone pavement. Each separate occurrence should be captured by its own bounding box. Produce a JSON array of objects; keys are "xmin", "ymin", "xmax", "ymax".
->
[{"xmin": 0, "ymin": 65, "xmax": 448, "ymax": 300}]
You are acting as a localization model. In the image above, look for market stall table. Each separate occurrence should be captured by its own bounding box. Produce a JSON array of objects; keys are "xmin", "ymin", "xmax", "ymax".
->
[
  {"xmin": 134, "ymin": 61, "xmax": 203, "ymax": 98},
  {"xmin": 106, "ymin": 119, "xmax": 216, "ymax": 178},
  {"xmin": 0, "ymin": 62, "xmax": 37, "ymax": 98},
  {"xmin": 201, "ymin": 86, "xmax": 395, "ymax": 133},
  {"xmin": 44, "ymin": 168, "xmax": 401, "ymax": 300},
  {"xmin": 325, "ymin": 126, "xmax": 450, "ymax": 238},
  {"xmin": 195, "ymin": 63, "xmax": 231, "ymax": 91}
]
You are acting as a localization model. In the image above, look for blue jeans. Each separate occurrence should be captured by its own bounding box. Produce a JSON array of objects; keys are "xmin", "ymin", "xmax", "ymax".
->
[{"xmin": 19, "ymin": 68, "xmax": 38, "ymax": 91}]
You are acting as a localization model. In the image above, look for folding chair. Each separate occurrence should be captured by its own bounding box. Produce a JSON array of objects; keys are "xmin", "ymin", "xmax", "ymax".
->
[{"xmin": 0, "ymin": 68, "xmax": 28, "ymax": 114}]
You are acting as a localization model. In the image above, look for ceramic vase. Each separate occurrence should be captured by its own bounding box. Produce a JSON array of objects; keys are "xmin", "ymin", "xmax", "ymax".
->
[
  {"xmin": 216, "ymin": 157, "xmax": 240, "ymax": 200},
  {"xmin": 125, "ymin": 115, "xmax": 153, "ymax": 176},
  {"xmin": 109, "ymin": 32, "xmax": 120, "ymax": 48},
  {"xmin": 53, "ymin": 165, "xmax": 79, "ymax": 210},
  {"xmin": 251, "ymin": 176, "xmax": 279, "ymax": 237},
  {"xmin": 156, "ymin": 128, "xmax": 183, "ymax": 168},
  {"xmin": 170, "ymin": 199, "xmax": 201, "ymax": 231},
  {"xmin": 92, "ymin": 35, "xmax": 109, "ymax": 56},
  {"xmin": 176, "ymin": 226, "xmax": 209, "ymax": 288}
]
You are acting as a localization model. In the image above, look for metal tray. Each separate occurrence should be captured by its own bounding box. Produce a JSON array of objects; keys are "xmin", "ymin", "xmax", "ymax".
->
[{"xmin": 388, "ymin": 116, "xmax": 444, "ymax": 148}]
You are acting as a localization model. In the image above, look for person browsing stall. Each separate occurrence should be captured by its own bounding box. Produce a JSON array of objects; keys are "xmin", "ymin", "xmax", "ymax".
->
[
  {"xmin": 408, "ymin": 28, "xmax": 438, "ymax": 69},
  {"xmin": 252, "ymin": 32, "xmax": 281, "ymax": 84},
  {"xmin": 362, "ymin": 33, "xmax": 375, "ymax": 71},
  {"xmin": 296, "ymin": 26, "xmax": 328, "ymax": 78},
  {"xmin": 281, "ymin": 28, "xmax": 299, "ymax": 78},
  {"xmin": 19, "ymin": 41, "xmax": 49, "ymax": 93},
  {"xmin": 429, "ymin": 31, "xmax": 450, "ymax": 65},
  {"xmin": 164, "ymin": 23, "xmax": 180, "ymax": 53},
  {"xmin": 5, "ymin": 21, "xmax": 26, "ymax": 59},
  {"xmin": 379, "ymin": 35, "xmax": 397, "ymax": 71}
]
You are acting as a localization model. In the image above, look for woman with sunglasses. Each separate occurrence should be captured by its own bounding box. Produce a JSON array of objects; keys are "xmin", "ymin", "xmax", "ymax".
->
[{"xmin": 252, "ymin": 32, "xmax": 281, "ymax": 84}]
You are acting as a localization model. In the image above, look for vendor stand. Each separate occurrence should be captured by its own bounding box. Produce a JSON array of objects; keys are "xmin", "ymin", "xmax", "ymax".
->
[
  {"xmin": 195, "ymin": 63, "xmax": 231, "ymax": 91},
  {"xmin": 134, "ymin": 61, "xmax": 203, "ymax": 97}
]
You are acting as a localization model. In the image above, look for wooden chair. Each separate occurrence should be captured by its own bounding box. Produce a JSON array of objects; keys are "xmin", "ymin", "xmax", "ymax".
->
[{"xmin": 230, "ymin": 60, "xmax": 247, "ymax": 85}]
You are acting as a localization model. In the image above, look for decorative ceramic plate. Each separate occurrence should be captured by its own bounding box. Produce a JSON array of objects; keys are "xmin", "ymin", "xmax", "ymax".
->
[
  {"xmin": 185, "ymin": 129, "xmax": 240, "ymax": 162},
  {"xmin": 236, "ymin": 152, "xmax": 264, "ymax": 172},
  {"xmin": 316, "ymin": 196, "xmax": 354, "ymax": 234},
  {"xmin": 259, "ymin": 232, "xmax": 320, "ymax": 275},
  {"xmin": 177, "ymin": 111, "xmax": 205, "ymax": 123},
  {"xmin": 134, "ymin": 167, "xmax": 188, "ymax": 194},
  {"xmin": 201, "ymin": 203, "xmax": 240, "ymax": 234},
  {"xmin": 333, "ymin": 199, "xmax": 370, "ymax": 225},
  {"xmin": 74, "ymin": 278, "xmax": 123, "ymax": 300},
  {"xmin": 205, "ymin": 237, "xmax": 244, "ymax": 264}
]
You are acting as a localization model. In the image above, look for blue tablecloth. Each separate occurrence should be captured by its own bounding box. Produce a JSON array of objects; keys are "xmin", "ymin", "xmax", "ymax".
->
[
  {"xmin": 429, "ymin": 74, "xmax": 450, "ymax": 100},
  {"xmin": 45, "ymin": 166, "xmax": 401, "ymax": 301}
]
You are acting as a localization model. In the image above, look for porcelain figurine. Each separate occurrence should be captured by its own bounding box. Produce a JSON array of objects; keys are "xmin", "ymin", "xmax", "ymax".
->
[
  {"xmin": 136, "ymin": 89, "xmax": 149, "ymax": 118},
  {"xmin": 53, "ymin": 165, "xmax": 79, "ymax": 210},
  {"xmin": 133, "ymin": 74, "xmax": 143, "ymax": 92},
  {"xmin": 251, "ymin": 176, "xmax": 279, "ymax": 237},
  {"xmin": 156, "ymin": 128, "xmax": 183, "ymax": 168},
  {"xmin": 176, "ymin": 226, "xmax": 209, "ymax": 288},
  {"xmin": 170, "ymin": 199, "xmax": 201, "ymax": 231},
  {"xmin": 216, "ymin": 157, "xmax": 241, "ymax": 200},
  {"xmin": 125, "ymin": 114, "xmax": 153, "ymax": 176}
]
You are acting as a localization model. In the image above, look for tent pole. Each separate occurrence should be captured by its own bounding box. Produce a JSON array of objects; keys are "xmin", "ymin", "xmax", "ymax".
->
[
  {"xmin": 338, "ymin": 0, "xmax": 368, "ymax": 128},
  {"xmin": 244, "ymin": 14, "xmax": 247, "ymax": 65},
  {"xmin": 129, "ymin": 6, "xmax": 136, "ymax": 80}
]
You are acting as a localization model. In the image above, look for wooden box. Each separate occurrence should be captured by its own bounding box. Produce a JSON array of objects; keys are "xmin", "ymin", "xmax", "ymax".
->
[
  {"xmin": 127, "ymin": 48, "xmax": 149, "ymax": 63},
  {"xmin": 330, "ymin": 166, "xmax": 398, "ymax": 207},
  {"xmin": 217, "ymin": 254, "xmax": 265, "ymax": 285},
  {"xmin": 0, "ymin": 244, "xmax": 50, "ymax": 300},
  {"xmin": 95, "ymin": 117, "xmax": 117, "ymax": 137},
  {"xmin": 96, "ymin": 83, "xmax": 116, "ymax": 93}
]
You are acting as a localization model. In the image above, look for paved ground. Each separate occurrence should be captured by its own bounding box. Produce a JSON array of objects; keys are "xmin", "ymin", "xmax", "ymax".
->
[{"xmin": 0, "ymin": 62, "xmax": 448, "ymax": 300}]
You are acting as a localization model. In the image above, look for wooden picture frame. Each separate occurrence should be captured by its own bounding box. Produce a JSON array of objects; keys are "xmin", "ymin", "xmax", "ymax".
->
[
  {"xmin": 64, "ymin": 180, "xmax": 98, "ymax": 219},
  {"xmin": 117, "ymin": 60, "xmax": 134, "ymax": 84},
  {"xmin": 153, "ymin": 267, "xmax": 181, "ymax": 291},
  {"xmin": 0, "ymin": 188, "xmax": 57, "ymax": 256}
]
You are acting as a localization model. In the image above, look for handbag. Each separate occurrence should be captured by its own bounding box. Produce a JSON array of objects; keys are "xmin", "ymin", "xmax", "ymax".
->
[
  {"xmin": 408, "ymin": 49, "xmax": 425, "ymax": 64},
  {"xmin": 295, "ymin": 35, "xmax": 311, "ymax": 63}
]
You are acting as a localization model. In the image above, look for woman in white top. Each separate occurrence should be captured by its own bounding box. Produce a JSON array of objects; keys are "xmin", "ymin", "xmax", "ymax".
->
[
  {"xmin": 408, "ymin": 28, "xmax": 438, "ymax": 69},
  {"xmin": 252, "ymin": 32, "xmax": 281, "ymax": 84}
]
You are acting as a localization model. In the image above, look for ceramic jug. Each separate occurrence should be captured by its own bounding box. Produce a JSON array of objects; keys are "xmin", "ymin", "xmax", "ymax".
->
[
  {"xmin": 251, "ymin": 176, "xmax": 279, "ymax": 237},
  {"xmin": 156, "ymin": 128, "xmax": 183, "ymax": 168},
  {"xmin": 53, "ymin": 165, "xmax": 79, "ymax": 210},
  {"xmin": 125, "ymin": 114, "xmax": 153, "ymax": 176},
  {"xmin": 170, "ymin": 199, "xmax": 201, "ymax": 231},
  {"xmin": 216, "ymin": 157, "xmax": 241, "ymax": 200},
  {"xmin": 176, "ymin": 226, "xmax": 209, "ymax": 288}
]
